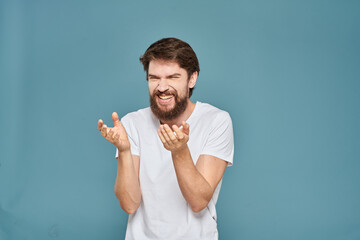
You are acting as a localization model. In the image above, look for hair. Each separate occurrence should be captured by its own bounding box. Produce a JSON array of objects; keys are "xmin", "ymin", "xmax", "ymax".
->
[{"xmin": 139, "ymin": 38, "xmax": 200, "ymax": 98}]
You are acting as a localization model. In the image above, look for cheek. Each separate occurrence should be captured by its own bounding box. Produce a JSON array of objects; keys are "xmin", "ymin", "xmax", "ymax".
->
[
  {"xmin": 179, "ymin": 83, "xmax": 190, "ymax": 96},
  {"xmin": 148, "ymin": 82, "xmax": 156, "ymax": 94}
]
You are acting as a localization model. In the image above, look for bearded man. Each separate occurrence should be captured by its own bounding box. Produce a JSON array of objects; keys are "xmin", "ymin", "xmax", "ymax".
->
[{"xmin": 98, "ymin": 38, "xmax": 234, "ymax": 240}]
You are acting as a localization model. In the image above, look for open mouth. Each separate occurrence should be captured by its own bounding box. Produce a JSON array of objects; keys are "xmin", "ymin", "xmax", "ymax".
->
[
  {"xmin": 157, "ymin": 95, "xmax": 174, "ymax": 106},
  {"xmin": 158, "ymin": 95, "xmax": 173, "ymax": 100}
]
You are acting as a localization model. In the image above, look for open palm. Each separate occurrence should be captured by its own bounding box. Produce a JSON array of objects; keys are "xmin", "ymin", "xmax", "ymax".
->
[{"xmin": 98, "ymin": 112, "xmax": 130, "ymax": 152}]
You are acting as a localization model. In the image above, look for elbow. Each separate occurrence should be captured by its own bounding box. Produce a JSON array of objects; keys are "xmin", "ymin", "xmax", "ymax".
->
[
  {"xmin": 121, "ymin": 204, "xmax": 138, "ymax": 214},
  {"xmin": 114, "ymin": 190, "xmax": 140, "ymax": 214},
  {"xmin": 191, "ymin": 206, "xmax": 205, "ymax": 213},
  {"xmin": 190, "ymin": 201, "xmax": 209, "ymax": 213},
  {"xmin": 189, "ymin": 193, "xmax": 212, "ymax": 213},
  {"xmin": 117, "ymin": 197, "xmax": 140, "ymax": 214}
]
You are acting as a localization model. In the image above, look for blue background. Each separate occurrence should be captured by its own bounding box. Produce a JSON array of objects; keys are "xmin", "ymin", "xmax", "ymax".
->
[{"xmin": 1, "ymin": 0, "xmax": 360, "ymax": 239}]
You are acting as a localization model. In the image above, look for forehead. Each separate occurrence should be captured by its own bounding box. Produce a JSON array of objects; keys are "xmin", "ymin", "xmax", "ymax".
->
[{"xmin": 148, "ymin": 60, "xmax": 186, "ymax": 75}]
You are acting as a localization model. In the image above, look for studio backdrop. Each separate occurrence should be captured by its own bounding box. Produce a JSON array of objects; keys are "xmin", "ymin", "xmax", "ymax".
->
[{"xmin": 1, "ymin": 0, "xmax": 359, "ymax": 239}]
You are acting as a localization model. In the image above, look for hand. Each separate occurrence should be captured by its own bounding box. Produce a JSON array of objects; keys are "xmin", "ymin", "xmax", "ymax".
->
[
  {"xmin": 157, "ymin": 121, "xmax": 190, "ymax": 153},
  {"xmin": 98, "ymin": 112, "xmax": 131, "ymax": 152}
]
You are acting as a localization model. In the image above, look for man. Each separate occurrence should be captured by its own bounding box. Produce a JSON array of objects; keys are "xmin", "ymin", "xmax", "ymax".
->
[{"xmin": 98, "ymin": 38, "xmax": 234, "ymax": 239}]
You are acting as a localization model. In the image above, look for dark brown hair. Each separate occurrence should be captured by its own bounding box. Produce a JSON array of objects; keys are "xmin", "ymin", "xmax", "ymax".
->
[{"xmin": 140, "ymin": 38, "xmax": 200, "ymax": 97}]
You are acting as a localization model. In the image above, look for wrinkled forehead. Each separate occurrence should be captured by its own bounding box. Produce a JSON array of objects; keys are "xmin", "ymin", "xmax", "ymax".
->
[{"xmin": 148, "ymin": 59, "xmax": 187, "ymax": 76}]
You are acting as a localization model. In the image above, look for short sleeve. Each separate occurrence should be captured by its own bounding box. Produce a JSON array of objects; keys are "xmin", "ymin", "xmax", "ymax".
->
[
  {"xmin": 201, "ymin": 111, "xmax": 234, "ymax": 166},
  {"xmin": 115, "ymin": 114, "xmax": 140, "ymax": 158}
]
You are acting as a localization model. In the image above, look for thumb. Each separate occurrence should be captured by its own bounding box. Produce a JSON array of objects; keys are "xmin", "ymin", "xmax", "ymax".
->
[
  {"xmin": 112, "ymin": 112, "xmax": 121, "ymax": 126},
  {"xmin": 182, "ymin": 121, "xmax": 190, "ymax": 135}
]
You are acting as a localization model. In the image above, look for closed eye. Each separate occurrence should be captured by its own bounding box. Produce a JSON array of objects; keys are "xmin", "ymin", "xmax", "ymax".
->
[
  {"xmin": 148, "ymin": 75, "xmax": 160, "ymax": 80},
  {"xmin": 167, "ymin": 74, "xmax": 181, "ymax": 79}
]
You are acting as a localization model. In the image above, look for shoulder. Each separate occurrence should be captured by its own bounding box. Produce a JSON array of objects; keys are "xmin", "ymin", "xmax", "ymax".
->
[
  {"xmin": 120, "ymin": 107, "xmax": 156, "ymax": 133},
  {"xmin": 121, "ymin": 107, "xmax": 152, "ymax": 124},
  {"xmin": 196, "ymin": 102, "xmax": 234, "ymax": 165},
  {"xmin": 119, "ymin": 107, "xmax": 154, "ymax": 144},
  {"xmin": 196, "ymin": 102, "xmax": 232, "ymax": 124}
]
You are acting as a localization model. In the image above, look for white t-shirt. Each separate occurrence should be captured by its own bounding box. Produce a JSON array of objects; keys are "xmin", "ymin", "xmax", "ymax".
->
[{"xmin": 116, "ymin": 101, "xmax": 234, "ymax": 240}]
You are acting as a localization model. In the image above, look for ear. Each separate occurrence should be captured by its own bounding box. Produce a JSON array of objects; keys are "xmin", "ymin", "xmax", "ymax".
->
[{"xmin": 188, "ymin": 71, "xmax": 198, "ymax": 89}]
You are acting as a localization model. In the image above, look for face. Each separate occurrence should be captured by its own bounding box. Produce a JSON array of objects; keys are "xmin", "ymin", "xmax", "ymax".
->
[{"xmin": 148, "ymin": 60, "xmax": 196, "ymax": 121}]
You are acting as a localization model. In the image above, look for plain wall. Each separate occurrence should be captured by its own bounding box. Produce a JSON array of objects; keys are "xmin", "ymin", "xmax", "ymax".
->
[{"xmin": 1, "ymin": 0, "xmax": 359, "ymax": 239}]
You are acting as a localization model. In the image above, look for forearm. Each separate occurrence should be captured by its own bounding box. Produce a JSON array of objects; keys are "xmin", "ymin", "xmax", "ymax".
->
[
  {"xmin": 114, "ymin": 149, "xmax": 141, "ymax": 214},
  {"xmin": 172, "ymin": 146, "xmax": 213, "ymax": 212}
]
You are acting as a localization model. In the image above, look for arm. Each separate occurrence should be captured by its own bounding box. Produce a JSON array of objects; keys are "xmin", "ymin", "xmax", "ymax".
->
[
  {"xmin": 98, "ymin": 112, "xmax": 141, "ymax": 214},
  {"xmin": 157, "ymin": 123, "xmax": 228, "ymax": 212},
  {"xmin": 114, "ymin": 152, "xmax": 141, "ymax": 214}
]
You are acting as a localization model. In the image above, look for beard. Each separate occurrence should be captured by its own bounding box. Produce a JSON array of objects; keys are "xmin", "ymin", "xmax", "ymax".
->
[{"xmin": 150, "ymin": 90, "xmax": 188, "ymax": 121}]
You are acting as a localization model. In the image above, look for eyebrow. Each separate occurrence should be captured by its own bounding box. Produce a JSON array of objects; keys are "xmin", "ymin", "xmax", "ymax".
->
[
  {"xmin": 168, "ymin": 73, "xmax": 181, "ymax": 78},
  {"xmin": 148, "ymin": 73, "xmax": 182, "ymax": 78},
  {"xmin": 148, "ymin": 74, "xmax": 159, "ymax": 78}
]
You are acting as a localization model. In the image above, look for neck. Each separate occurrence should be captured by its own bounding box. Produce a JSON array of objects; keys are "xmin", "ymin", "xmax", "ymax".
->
[{"xmin": 160, "ymin": 100, "xmax": 196, "ymax": 127}]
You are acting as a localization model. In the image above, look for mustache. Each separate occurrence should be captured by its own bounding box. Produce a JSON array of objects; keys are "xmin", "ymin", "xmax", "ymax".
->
[{"xmin": 153, "ymin": 90, "xmax": 177, "ymax": 96}]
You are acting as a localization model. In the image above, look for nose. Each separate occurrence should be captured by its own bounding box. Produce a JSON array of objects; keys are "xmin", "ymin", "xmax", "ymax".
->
[{"xmin": 157, "ymin": 78, "xmax": 169, "ymax": 92}]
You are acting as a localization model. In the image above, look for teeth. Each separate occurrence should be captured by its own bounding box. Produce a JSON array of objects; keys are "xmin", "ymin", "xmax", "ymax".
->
[{"xmin": 159, "ymin": 95, "xmax": 172, "ymax": 100}]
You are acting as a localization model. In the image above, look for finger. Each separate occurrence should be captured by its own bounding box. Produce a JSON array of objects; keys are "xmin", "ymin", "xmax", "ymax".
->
[
  {"xmin": 182, "ymin": 121, "xmax": 190, "ymax": 135},
  {"xmin": 164, "ymin": 124, "xmax": 177, "ymax": 142},
  {"xmin": 112, "ymin": 112, "xmax": 121, "ymax": 127},
  {"xmin": 112, "ymin": 113, "xmax": 127, "ymax": 133},
  {"xmin": 101, "ymin": 124, "xmax": 108, "ymax": 137},
  {"xmin": 160, "ymin": 125, "xmax": 172, "ymax": 143},
  {"xmin": 108, "ymin": 129, "xmax": 114, "ymax": 138},
  {"xmin": 172, "ymin": 125, "xmax": 184, "ymax": 140},
  {"xmin": 98, "ymin": 119, "xmax": 103, "ymax": 131},
  {"xmin": 157, "ymin": 129, "xmax": 166, "ymax": 144},
  {"xmin": 107, "ymin": 130, "xmax": 117, "ymax": 144}
]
